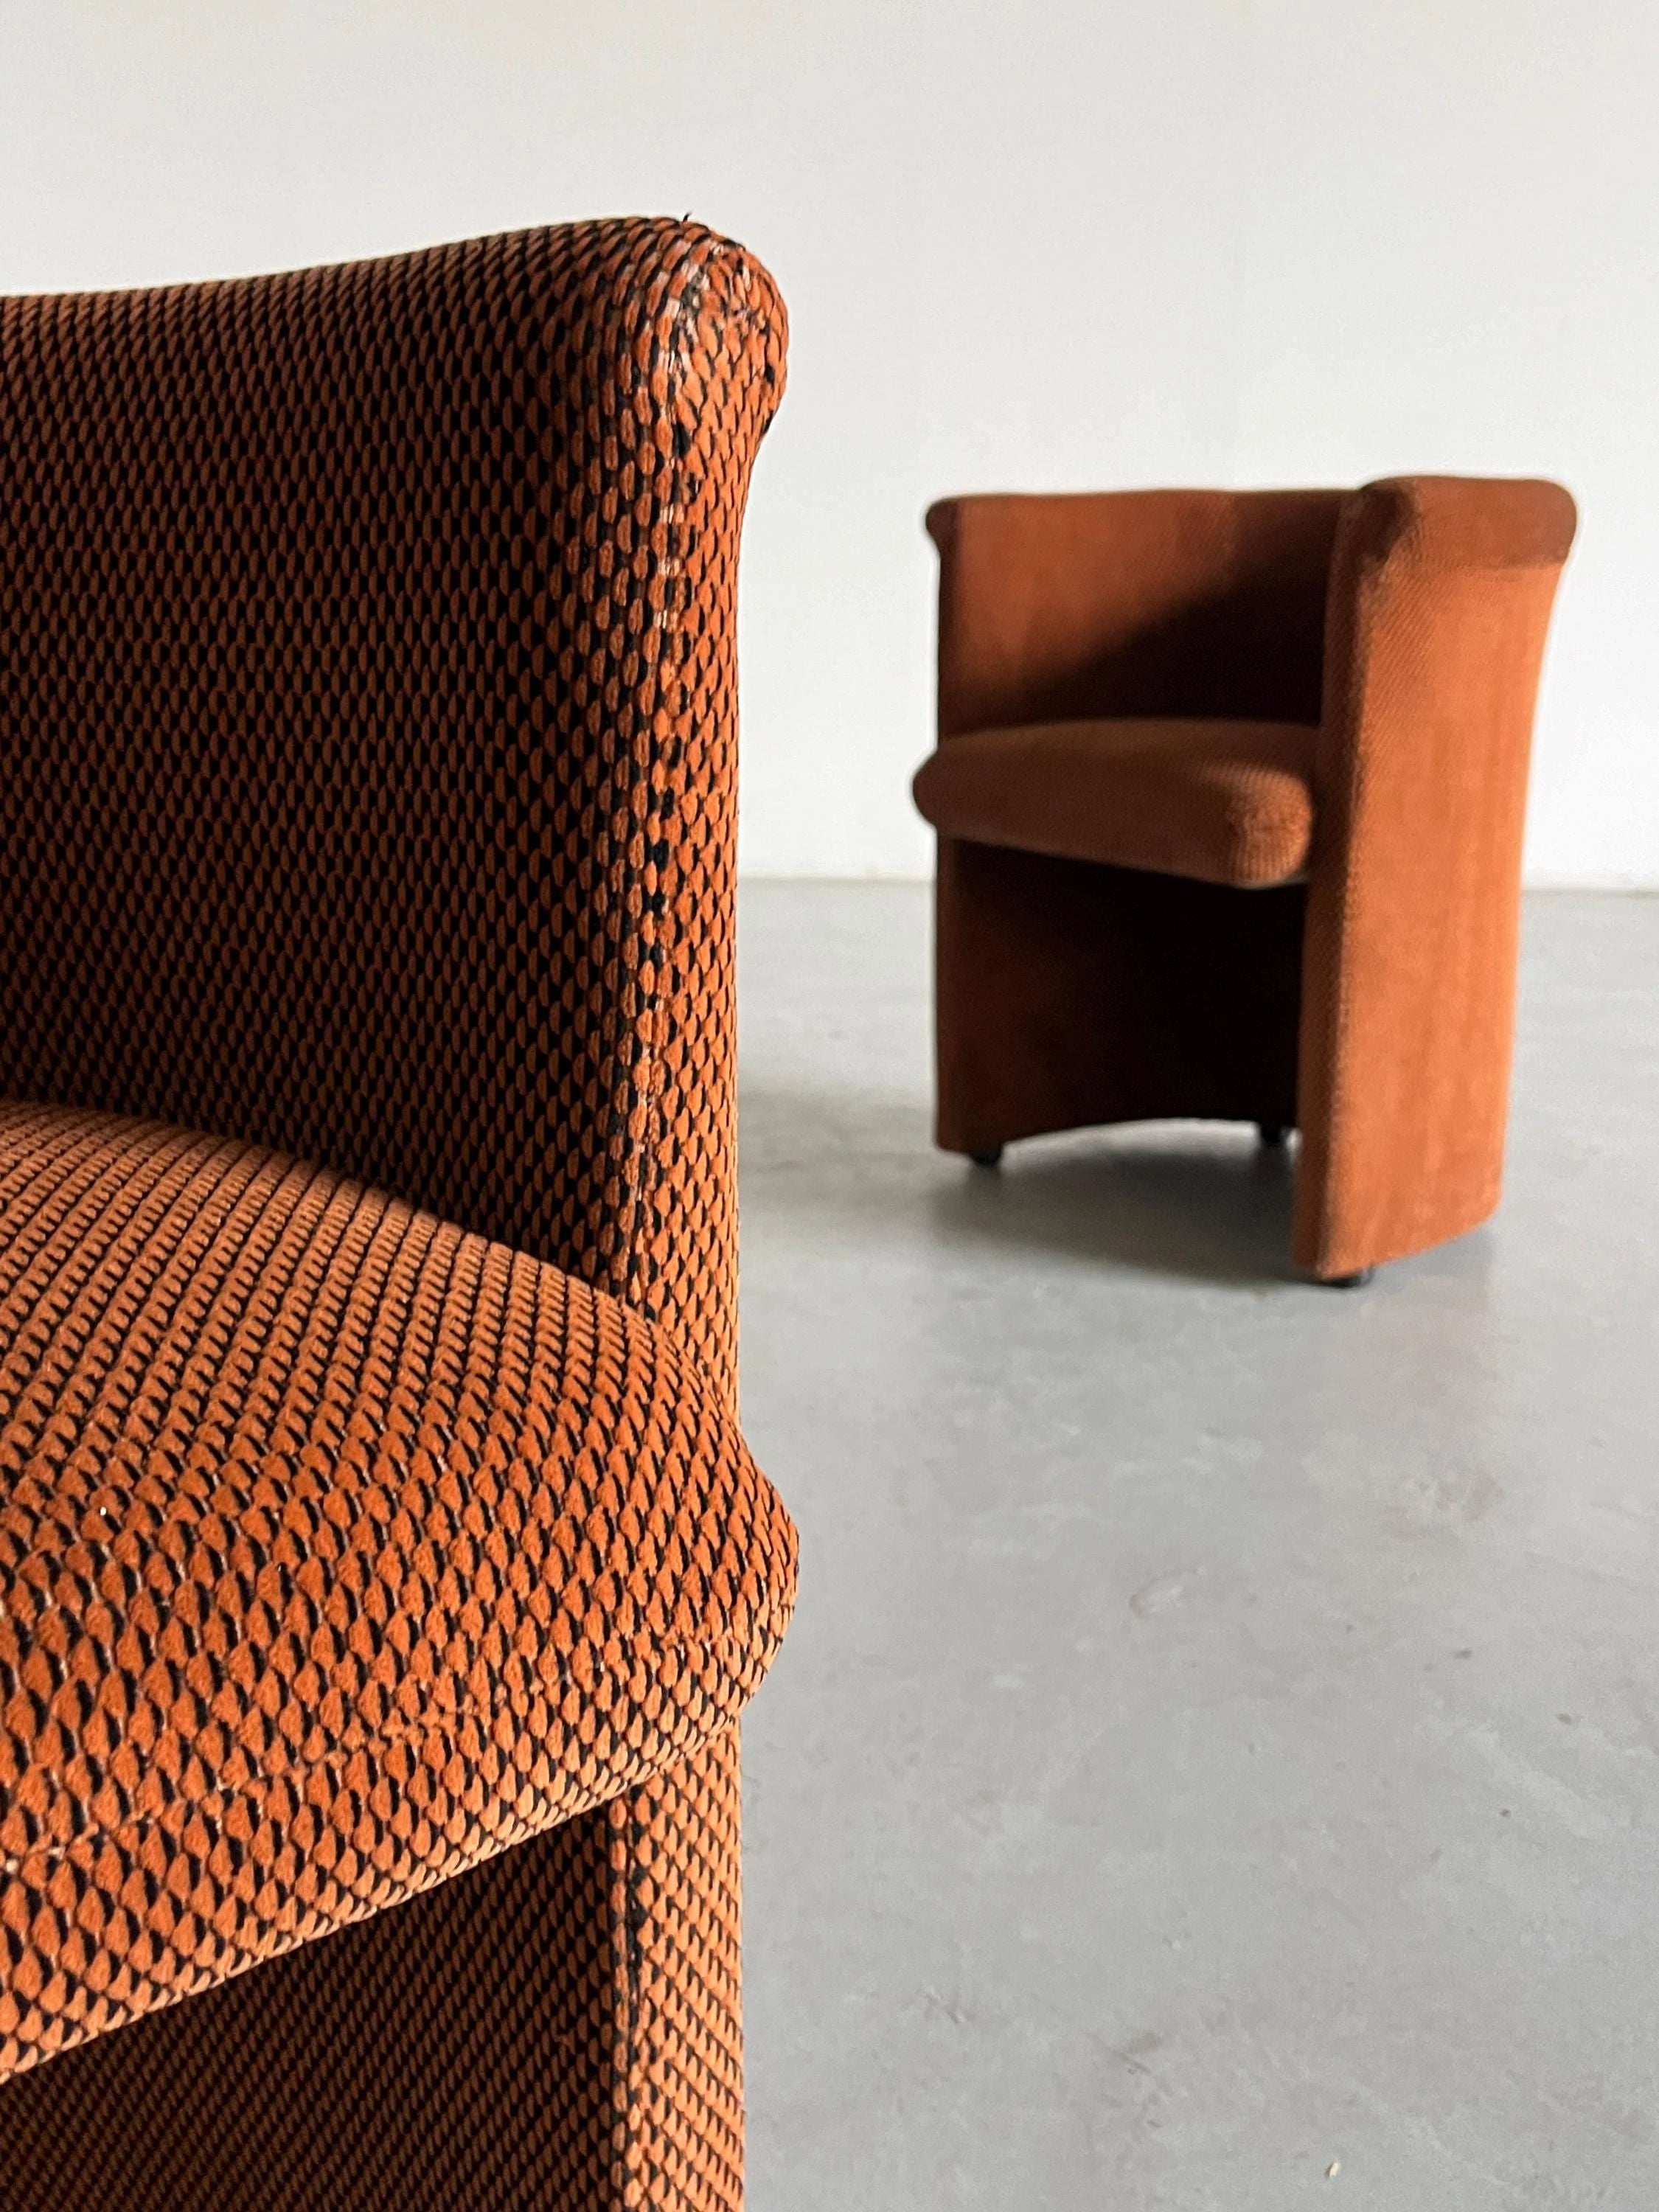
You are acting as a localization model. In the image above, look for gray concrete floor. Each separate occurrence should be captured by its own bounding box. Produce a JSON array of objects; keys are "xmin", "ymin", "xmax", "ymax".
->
[{"xmin": 735, "ymin": 884, "xmax": 1659, "ymax": 2212}]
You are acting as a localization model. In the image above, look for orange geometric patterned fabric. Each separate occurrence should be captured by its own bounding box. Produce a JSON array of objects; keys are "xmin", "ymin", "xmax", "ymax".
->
[
  {"xmin": 0, "ymin": 1099, "xmax": 796, "ymax": 2081},
  {"xmin": 0, "ymin": 213, "xmax": 785, "ymax": 1402},
  {"xmin": 0, "ymin": 218, "xmax": 788, "ymax": 2206}
]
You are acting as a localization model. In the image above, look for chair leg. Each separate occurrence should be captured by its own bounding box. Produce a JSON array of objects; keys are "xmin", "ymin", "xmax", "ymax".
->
[
  {"xmin": 969, "ymin": 1146, "xmax": 1004, "ymax": 1169},
  {"xmin": 1321, "ymin": 1267, "xmax": 1375, "ymax": 1289},
  {"xmin": 1256, "ymin": 1121, "xmax": 1288, "ymax": 1148}
]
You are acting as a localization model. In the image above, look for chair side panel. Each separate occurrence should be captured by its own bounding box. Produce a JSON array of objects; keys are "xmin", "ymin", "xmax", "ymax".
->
[
  {"xmin": 0, "ymin": 218, "xmax": 785, "ymax": 1394},
  {"xmin": 1294, "ymin": 477, "xmax": 1575, "ymax": 1274}
]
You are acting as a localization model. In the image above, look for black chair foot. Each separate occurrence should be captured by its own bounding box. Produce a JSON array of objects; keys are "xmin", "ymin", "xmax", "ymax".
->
[
  {"xmin": 969, "ymin": 1146, "xmax": 1004, "ymax": 1169},
  {"xmin": 1256, "ymin": 1121, "xmax": 1289, "ymax": 1148},
  {"xmin": 1322, "ymin": 1267, "xmax": 1374, "ymax": 1289}
]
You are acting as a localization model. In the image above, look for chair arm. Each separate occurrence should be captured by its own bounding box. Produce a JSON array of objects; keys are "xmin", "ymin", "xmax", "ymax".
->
[
  {"xmin": 0, "ymin": 221, "xmax": 787, "ymax": 1405},
  {"xmin": 0, "ymin": 1099, "xmax": 796, "ymax": 2081},
  {"xmin": 925, "ymin": 488, "xmax": 1343, "ymax": 740},
  {"xmin": 1294, "ymin": 475, "xmax": 1578, "ymax": 1272},
  {"xmin": 1314, "ymin": 475, "xmax": 1579, "ymax": 810}
]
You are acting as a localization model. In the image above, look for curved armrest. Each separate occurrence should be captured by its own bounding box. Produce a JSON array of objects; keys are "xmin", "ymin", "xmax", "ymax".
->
[
  {"xmin": 925, "ymin": 488, "xmax": 1343, "ymax": 740},
  {"xmin": 0, "ymin": 1100, "xmax": 796, "ymax": 2081},
  {"xmin": 0, "ymin": 220, "xmax": 787, "ymax": 1405},
  {"xmin": 1314, "ymin": 474, "xmax": 1579, "ymax": 815},
  {"xmin": 1294, "ymin": 475, "xmax": 1578, "ymax": 1273}
]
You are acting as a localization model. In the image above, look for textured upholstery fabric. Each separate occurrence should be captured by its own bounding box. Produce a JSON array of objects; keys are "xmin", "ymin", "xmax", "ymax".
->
[
  {"xmin": 1295, "ymin": 476, "xmax": 1578, "ymax": 1276},
  {"xmin": 918, "ymin": 478, "xmax": 1574, "ymax": 1279},
  {"xmin": 0, "ymin": 218, "xmax": 788, "ymax": 2207},
  {"xmin": 926, "ymin": 487, "xmax": 1343, "ymax": 738},
  {"xmin": 0, "ymin": 1102, "xmax": 796, "ymax": 2081},
  {"xmin": 911, "ymin": 717, "xmax": 1317, "ymax": 888}
]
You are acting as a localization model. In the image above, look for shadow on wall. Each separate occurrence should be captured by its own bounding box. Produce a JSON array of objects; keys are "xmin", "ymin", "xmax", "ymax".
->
[{"xmin": 739, "ymin": 1074, "xmax": 1348, "ymax": 1287}]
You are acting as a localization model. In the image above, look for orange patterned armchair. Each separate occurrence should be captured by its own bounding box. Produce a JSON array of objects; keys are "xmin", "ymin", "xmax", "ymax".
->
[{"xmin": 0, "ymin": 218, "xmax": 796, "ymax": 2209}]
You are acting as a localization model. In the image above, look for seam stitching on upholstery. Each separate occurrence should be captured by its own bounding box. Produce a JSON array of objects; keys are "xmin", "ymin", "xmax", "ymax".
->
[{"xmin": 0, "ymin": 1613, "xmax": 790, "ymax": 1878}]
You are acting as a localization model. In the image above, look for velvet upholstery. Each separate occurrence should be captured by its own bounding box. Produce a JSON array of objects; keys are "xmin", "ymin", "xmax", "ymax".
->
[
  {"xmin": 917, "ymin": 478, "xmax": 1576, "ymax": 1279},
  {"xmin": 0, "ymin": 218, "xmax": 791, "ymax": 2209}
]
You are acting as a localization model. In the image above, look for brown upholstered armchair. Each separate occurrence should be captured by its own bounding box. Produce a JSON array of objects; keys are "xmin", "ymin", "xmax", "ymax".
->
[
  {"xmin": 0, "ymin": 220, "xmax": 795, "ymax": 2209},
  {"xmin": 913, "ymin": 478, "xmax": 1576, "ymax": 1282}
]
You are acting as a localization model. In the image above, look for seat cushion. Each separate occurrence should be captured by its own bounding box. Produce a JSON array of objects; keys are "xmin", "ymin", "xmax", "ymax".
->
[
  {"xmin": 912, "ymin": 717, "xmax": 1320, "ymax": 888},
  {"xmin": 0, "ymin": 1100, "xmax": 796, "ymax": 2082}
]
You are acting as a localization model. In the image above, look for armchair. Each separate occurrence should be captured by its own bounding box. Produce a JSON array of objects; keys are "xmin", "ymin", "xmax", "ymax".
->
[
  {"xmin": 0, "ymin": 218, "xmax": 794, "ymax": 2209},
  {"xmin": 914, "ymin": 478, "xmax": 1576, "ymax": 1281}
]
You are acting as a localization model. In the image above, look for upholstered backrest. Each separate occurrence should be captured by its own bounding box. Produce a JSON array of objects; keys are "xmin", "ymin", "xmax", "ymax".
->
[
  {"xmin": 926, "ymin": 487, "xmax": 1345, "ymax": 737},
  {"xmin": 0, "ymin": 220, "xmax": 785, "ymax": 1398}
]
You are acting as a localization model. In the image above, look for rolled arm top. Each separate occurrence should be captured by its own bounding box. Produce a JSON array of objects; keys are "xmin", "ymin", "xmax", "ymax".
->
[
  {"xmin": 1315, "ymin": 475, "xmax": 1578, "ymax": 823},
  {"xmin": 1326, "ymin": 473, "xmax": 1577, "ymax": 587},
  {"xmin": 0, "ymin": 1099, "xmax": 796, "ymax": 2082}
]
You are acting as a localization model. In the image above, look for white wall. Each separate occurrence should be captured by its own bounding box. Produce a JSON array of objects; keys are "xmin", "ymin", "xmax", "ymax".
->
[{"xmin": 3, "ymin": 1, "xmax": 1655, "ymax": 883}]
